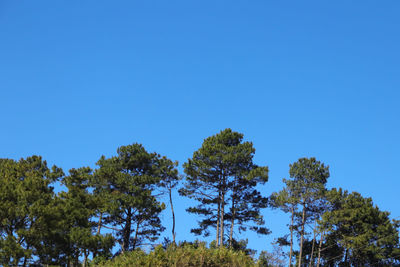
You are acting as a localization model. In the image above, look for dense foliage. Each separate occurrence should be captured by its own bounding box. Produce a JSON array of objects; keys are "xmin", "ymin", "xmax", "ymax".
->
[
  {"xmin": 96, "ymin": 243, "xmax": 256, "ymax": 267},
  {"xmin": 179, "ymin": 129, "xmax": 269, "ymax": 247},
  {"xmin": 316, "ymin": 189, "xmax": 400, "ymax": 266},
  {"xmin": 93, "ymin": 144, "xmax": 167, "ymax": 253},
  {"xmin": 270, "ymin": 157, "xmax": 330, "ymax": 266},
  {"xmin": 0, "ymin": 128, "xmax": 399, "ymax": 266}
]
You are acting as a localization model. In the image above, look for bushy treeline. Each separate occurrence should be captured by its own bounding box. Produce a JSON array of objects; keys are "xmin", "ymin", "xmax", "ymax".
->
[
  {"xmin": 1, "ymin": 128, "xmax": 399, "ymax": 266},
  {"xmin": 96, "ymin": 242, "xmax": 256, "ymax": 267}
]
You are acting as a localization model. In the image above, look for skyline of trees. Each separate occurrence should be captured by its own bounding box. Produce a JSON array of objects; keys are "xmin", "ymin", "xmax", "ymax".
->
[{"xmin": 0, "ymin": 128, "xmax": 399, "ymax": 266}]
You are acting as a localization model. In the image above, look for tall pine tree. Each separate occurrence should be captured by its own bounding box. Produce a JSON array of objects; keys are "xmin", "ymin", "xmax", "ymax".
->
[
  {"xmin": 155, "ymin": 156, "xmax": 180, "ymax": 245},
  {"xmin": 276, "ymin": 157, "xmax": 330, "ymax": 267},
  {"xmin": 180, "ymin": 129, "xmax": 269, "ymax": 247},
  {"xmin": 92, "ymin": 144, "xmax": 166, "ymax": 253}
]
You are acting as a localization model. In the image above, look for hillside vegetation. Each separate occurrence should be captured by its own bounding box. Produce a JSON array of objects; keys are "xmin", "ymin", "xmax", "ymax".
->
[
  {"xmin": 95, "ymin": 243, "xmax": 257, "ymax": 267},
  {"xmin": 1, "ymin": 129, "xmax": 399, "ymax": 266}
]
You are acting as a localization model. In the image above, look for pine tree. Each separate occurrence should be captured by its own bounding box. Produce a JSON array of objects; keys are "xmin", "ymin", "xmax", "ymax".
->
[
  {"xmin": 57, "ymin": 167, "xmax": 114, "ymax": 266},
  {"xmin": 180, "ymin": 129, "xmax": 269, "ymax": 247},
  {"xmin": 0, "ymin": 156, "xmax": 63, "ymax": 266},
  {"xmin": 155, "ymin": 156, "xmax": 180, "ymax": 245},
  {"xmin": 318, "ymin": 188, "xmax": 400, "ymax": 266},
  {"xmin": 273, "ymin": 157, "xmax": 329, "ymax": 267},
  {"xmin": 92, "ymin": 144, "xmax": 166, "ymax": 253},
  {"xmin": 269, "ymin": 188, "xmax": 299, "ymax": 266}
]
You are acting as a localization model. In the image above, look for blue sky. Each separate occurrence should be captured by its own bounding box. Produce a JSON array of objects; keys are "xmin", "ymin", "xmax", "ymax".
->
[{"xmin": 1, "ymin": 0, "xmax": 399, "ymax": 253}]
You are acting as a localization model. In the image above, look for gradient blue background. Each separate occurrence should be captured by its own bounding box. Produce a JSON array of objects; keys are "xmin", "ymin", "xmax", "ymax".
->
[{"xmin": 1, "ymin": 0, "xmax": 399, "ymax": 254}]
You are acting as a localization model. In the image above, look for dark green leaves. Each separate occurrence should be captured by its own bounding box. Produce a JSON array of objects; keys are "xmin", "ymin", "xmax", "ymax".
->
[
  {"xmin": 318, "ymin": 189, "xmax": 400, "ymax": 265},
  {"xmin": 180, "ymin": 129, "xmax": 269, "ymax": 246},
  {"xmin": 0, "ymin": 156, "xmax": 62, "ymax": 266},
  {"xmin": 92, "ymin": 143, "xmax": 174, "ymax": 252}
]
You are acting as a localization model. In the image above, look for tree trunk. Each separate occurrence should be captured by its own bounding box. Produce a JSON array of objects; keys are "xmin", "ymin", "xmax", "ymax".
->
[
  {"xmin": 220, "ymin": 190, "xmax": 225, "ymax": 247},
  {"xmin": 83, "ymin": 249, "xmax": 88, "ymax": 267},
  {"xmin": 216, "ymin": 191, "xmax": 221, "ymax": 246},
  {"xmin": 229, "ymin": 195, "xmax": 236, "ymax": 247},
  {"xmin": 97, "ymin": 212, "xmax": 103, "ymax": 235},
  {"xmin": 93, "ymin": 212, "xmax": 103, "ymax": 258},
  {"xmin": 74, "ymin": 253, "xmax": 79, "ymax": 267},
  {"xmin": 122, "ymin": 214, "xmax": 132, "ymax": 252},
  {"xmin": 316, "ymin": 231, "xmax": 324, "ymax": 267},
  {"xmin": 298, "ymin": 204, "xmax": 306, "ymax": 267},
  {"xmin": 289, "ymin": 206, "xmax": 294, "ymax": 267},
  {"xmin": 132, "ymin": 220, "xmax": 140, "ymax": 250},
  {"xmin": 169, "ymin": 188, "xmax": 176, "ymax": 245},
  {"xmin": 309, "ymin": 221, "xmax": 317, "ymax": 267}
]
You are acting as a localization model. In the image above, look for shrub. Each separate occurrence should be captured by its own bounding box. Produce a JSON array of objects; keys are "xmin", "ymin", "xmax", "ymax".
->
[{"xmin": 96, "ymin": 242, "xmax": 256, "ymax": 267}]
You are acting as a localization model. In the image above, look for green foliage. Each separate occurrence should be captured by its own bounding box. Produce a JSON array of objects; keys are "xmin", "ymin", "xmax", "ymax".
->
[
  {"xmin": 96, "ymin": 243, "xmax": 256, "ymax": 267},
  {"xmin": 287, "ymin": 157, "xmax": 330, "ymax": 219},
  {"xmin": 180, "ymin": 129, "xmax": 269, "ymax": 245},
  {"xmin": 154, "ymin": 156, "xmax": 180, "ymax": 244},
  {"xmin": 318, "ymin": 188, "xmax": 400, "ymax": 266},
  {"xmin": 229, "ymin": 239, "xmax": 257, "ymax": 256},
  {"xmin": 258, "ymin": 250, "xmax": 285, "ymax": 267},
  {"xmin": 1, "ymin": 132, "xmax": 400, "ymax": 265},
  {"xmin": 0, "ymin": 156, "xmax": 63, "ymax": 265},
  {"xmin": 93, "ymin": 144, "xmax": 167, "ymax": 253},
  {"xmin": 155, "ymin": 156, "xmax": 180, "ymax": 191},
  {"xmin": 270, "ymin": 157, "xmax": 329, "ymax": 267},
  {"xmin": 57, "ymin": 167, "xmax": 114, "ymax": 264}
]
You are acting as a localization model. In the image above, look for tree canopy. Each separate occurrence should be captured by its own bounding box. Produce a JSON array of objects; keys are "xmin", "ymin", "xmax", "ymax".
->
[
  {"xmin": 93, "ymin": 144, "xmax": 167, "ymax": 253},
  {"xmin": 0, "ymin": 129, "xmax": 398, "ymax": 266},
  {"xmin": 317, "ymin": 188, "xmax": 400, "ymax": 266},
  {"xmin": 180, "ymin": 128, "xmax": 269, "ymax": 247}
]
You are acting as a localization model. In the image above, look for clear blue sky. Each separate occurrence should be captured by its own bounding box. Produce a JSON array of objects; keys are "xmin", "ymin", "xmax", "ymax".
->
[{"xmin": 1, "ymin": 0, "xmax": 399, "ymax": 253}]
